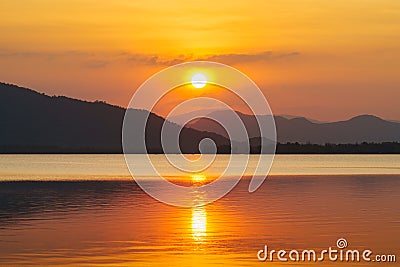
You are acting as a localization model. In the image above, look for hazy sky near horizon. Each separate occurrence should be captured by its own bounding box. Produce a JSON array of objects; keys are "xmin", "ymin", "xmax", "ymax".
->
[{"xmin": 1, "ymin": 0, "xmax": 399, "ymax": 121}]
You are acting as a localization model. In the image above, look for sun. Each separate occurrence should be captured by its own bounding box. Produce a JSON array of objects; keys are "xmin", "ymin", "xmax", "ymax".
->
[{"xmin": 191, "ymin": 73, "xmax": 207, "ymax": 88}]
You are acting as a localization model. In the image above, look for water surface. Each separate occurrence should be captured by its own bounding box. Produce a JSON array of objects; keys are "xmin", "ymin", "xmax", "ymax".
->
[{"xmin": 0, "ymin": 155, "xmax": 399, "ymax": 266}]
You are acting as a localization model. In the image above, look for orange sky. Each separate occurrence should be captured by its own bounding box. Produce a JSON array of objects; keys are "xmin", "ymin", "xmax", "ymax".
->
[{"xmin": 1, "ymin": 0, "xmax": 399, "ymax": 121}]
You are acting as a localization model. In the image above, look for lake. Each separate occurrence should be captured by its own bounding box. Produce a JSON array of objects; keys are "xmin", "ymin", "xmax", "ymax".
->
[{"xmin": 0, "ymin": 155, "xmax": 399, "ymax": 266}]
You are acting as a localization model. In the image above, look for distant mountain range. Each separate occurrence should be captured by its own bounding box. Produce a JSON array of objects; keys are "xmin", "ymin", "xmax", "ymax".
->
[
  {"xmin": 169, "ymin": 111, "xmax": 325, "ymax": 125},
  {"xmin": 1, "ymin": 82, "xmax": 399, "ymax": 153},
  {"xmin": 186, "ymin": 110, "xmax": 400, "ymax": 144}
]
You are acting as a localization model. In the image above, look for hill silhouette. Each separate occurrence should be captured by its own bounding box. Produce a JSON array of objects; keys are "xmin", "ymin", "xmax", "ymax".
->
[
  {"xmin": 0, "ymin": 83, "xmax": 230, "ymax": 153},
  {"xmin": 1, "ymin": 82, "xmax": 399, "ymax": 153}
]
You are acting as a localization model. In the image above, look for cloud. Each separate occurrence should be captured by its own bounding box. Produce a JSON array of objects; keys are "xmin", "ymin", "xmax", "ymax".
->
[
  {"xmin": 197, "ymin": 51, "xmax": 300, "ymax": 64},
  {"xmin": 124, "ymin": 53, "xmax": 190, "ymax": 66},
  {"xmin": 0, "ymin": 50, "xmax": 112, "ymax": 68},
  {"xmin": 125, "ymin": 51, "xmax": 300, "ymax": 66},
  {"xmin": 0, "ymin": 50, "xmax": 88, "ymax": 59},
  {"xmin": 83, "ymin": 59, "xmax": 109, "ymax": 68},
  {"xmin": 0, "ymin": 49, "xmax": 300, "ymax": 68}
]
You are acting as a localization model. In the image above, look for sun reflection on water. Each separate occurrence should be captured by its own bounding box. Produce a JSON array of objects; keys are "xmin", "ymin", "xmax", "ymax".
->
[
  {"xmin": 191, "ymin": 206, "xmax": 207, "ymax": 242},
  {"xmin": 191, "ymin": 174, "xmax": 207, "ymax": 183},
  {"xmin": 191, "ymin": 173, "xmax": 208, "ymax": 244}
]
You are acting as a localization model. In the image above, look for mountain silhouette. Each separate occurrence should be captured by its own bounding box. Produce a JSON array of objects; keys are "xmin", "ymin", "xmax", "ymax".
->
[
  {"xmin": 187, "ymin": 110, "xmax": 400, "ymax": 144},
  {"xmin": 0, "ymin": 82, "xmax": 230, "ymax": 153},
  {"xmin": 1, "ymin": 82, "xmax": 399, "ymax": 153}
]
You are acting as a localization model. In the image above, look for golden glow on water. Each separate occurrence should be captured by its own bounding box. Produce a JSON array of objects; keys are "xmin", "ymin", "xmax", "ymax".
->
[
  {"xmin": 1, "ymin": 155, "xmax": 399, "ymax": 181},
  {"xmin": 191, "ymin": 174, "xmax": 207, "ymax": 183},
  {"xmin": 191, "ymin": 206, "xmax": 207, "ymax": 243}
]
